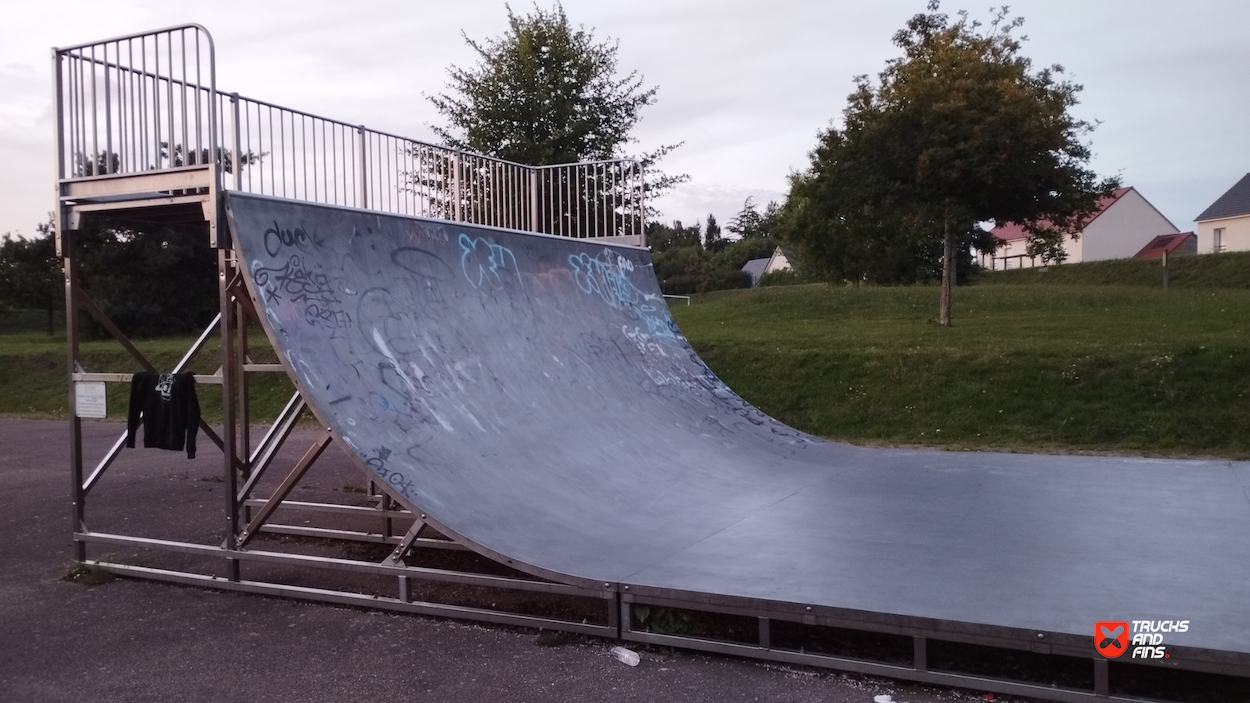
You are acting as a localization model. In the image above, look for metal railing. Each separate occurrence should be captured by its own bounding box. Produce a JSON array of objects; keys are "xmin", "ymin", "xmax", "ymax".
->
[
  {"xmin": 55, "ymin": 25, "xmax": 218, "ymax": 183},
  {"xmin": 56, "ymin": 24, "xmax": 643, "ymax": 242}
]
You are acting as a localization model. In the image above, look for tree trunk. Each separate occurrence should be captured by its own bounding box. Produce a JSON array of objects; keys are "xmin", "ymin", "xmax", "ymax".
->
[
  {"xmin": 939, "ymin": 219, "xmax": 955, "ymax": 327},
  {"xmin": 46, "ymin": 305, "xmax": 54, "ymax": 337}
]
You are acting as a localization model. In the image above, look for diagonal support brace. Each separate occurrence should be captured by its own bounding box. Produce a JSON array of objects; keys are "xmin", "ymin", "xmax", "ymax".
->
[
  {"xmin": 384, "ymin": 519, "xmax": 429, "ymax": 566},
  {"xmin": 236, "ymin": 431, "xmax": 331, "ymax": 548}
]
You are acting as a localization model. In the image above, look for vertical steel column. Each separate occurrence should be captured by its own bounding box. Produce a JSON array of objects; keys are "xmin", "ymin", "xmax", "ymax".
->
[
  {"xmin": 236, "ymin": 297, "xmax": 250, "ymax": 476},
  {"xmin": 63, "ymin": 233, "xmax": 85, "ymax": 562},
  {"xmin": 219, "ymin": 248, "xmax": 240, "ymax": 582},
  {"xmin": 54, "ymin": 47, "xmax": 86, "ymax": 563},
  {"xmin": 1093, "ymin": 658, "xmax": 1109, "ymax": 696}
]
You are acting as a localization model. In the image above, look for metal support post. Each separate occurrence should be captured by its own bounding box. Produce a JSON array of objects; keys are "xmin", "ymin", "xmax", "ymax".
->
[
  {"xmin": 913, "ymin": 636, "xmax": 928, "ymax": 671},
  {"xmin": 63, "ymin": 230, "xmax": 86, "ymax": 562},
  {"xmin": 219, "ymin": 247, "xmax": 240, "ymax": 581},
  {"xmin": 236, "ymin": 298, "xmax": 250, "ymax": 476},
  {"xmin": 758, "ymin": 617, "xmax": 771, "ymax": 649},
  {"xmin": 1093, "ymin": 658, "xmax": 1109, "ymax": 697}
]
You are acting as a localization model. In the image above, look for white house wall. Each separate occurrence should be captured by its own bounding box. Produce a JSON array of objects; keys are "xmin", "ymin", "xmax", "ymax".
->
[
  {"xmin": 1081, "ymin": 190, "xmax": 1178, "ymax": 261},
  {"xmin": 984, "ymin": 232, "xmax": 1081, "ymax": 268},
  {"xmin": 1196, "ymin": 215, "xmax": 1250, "ymax": 254}
]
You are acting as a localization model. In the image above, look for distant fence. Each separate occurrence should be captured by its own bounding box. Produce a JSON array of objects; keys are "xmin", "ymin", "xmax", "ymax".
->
[{"xmin": 55, "ymin": 25, "xmax": 645, "ymax": 242}]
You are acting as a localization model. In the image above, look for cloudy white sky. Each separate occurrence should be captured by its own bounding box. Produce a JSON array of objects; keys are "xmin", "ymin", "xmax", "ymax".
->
[{"xmin": 1, "ymin": 0, "xmax": 1247, "ymax": 237}]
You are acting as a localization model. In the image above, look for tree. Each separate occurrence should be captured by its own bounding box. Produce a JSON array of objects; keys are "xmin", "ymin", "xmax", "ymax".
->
[
  {"xmin": 703, "ymin": 214, "xmax": 723, "ymax": 251},
  {"xmin": 428, "ymin": 3, "xmax": 685, "ymax": 201},
  {"xmin": 1, "ymin": 217, "xmax": 218, "ymax": 339},
  {"xmin": 781, "ymin": 2, "xmax": 1117, "ymax": 324},
  {"xmin": 0, "ymin": 220, "xmax": 61, "ymax": 335},
  {"xmin": 646, "ymin": 219, "xmax": 701, "ymax": 253},
  {"xmin": 727, "ymin": 197, "xmax": 781, "ymax": 240}
]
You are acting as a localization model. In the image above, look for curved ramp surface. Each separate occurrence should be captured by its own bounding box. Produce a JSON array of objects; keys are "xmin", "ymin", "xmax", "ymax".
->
[{"xmin": 227, "ymin": 192, "xmax": 1250, "ymax": 656}]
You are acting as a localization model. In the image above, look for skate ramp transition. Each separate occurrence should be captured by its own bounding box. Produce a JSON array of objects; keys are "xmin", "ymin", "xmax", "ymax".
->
[{"xmin": 227, "ymin": 191, "xmax": 1250, "ymax": 658}]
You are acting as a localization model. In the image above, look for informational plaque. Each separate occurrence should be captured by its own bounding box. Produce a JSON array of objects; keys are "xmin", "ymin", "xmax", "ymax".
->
[{"xmin": 74, "ymin": 381, "xmax": 107, "ymax": 419}]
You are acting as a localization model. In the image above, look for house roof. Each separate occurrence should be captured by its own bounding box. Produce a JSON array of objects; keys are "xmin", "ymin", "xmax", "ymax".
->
[
  {"xmin": 1134, "ymin": 232, "xmax": 1195, "ymax": 259},
  {"xmin": 991, "ymin": 187, "xmax": 1132, "ymax": 242},
  {"xmin": 1196, "ymin": 173, "xmax": 1250, "ymax": 222},
  {"xmin": 742, "ymin": 257, "xmax": 769, "ymax": 283}
]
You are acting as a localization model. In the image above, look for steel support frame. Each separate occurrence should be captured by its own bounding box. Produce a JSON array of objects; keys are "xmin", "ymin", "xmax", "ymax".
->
[
  {"xmin": 617, "ymin": 588, "xmax": 1250, "ymax": 702},
  {"xmin": 53, "ymin": 23, "xmax": 620, "ymax": 643}
]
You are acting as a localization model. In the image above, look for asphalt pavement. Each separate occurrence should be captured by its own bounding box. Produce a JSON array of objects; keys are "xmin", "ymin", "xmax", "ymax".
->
[{"xmin": 0, "ymin": 418, "xmax": 1015, "ymax": 703}]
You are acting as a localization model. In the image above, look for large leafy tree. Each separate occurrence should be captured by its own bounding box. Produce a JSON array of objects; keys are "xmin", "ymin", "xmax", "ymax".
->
[
  {"xmin": 0, "ymin": 220, "xmax": 61, "ymax": 335},
  {"xmin": 0, "ymin": 218, "xmax": 217, "ymax": 338},
  {"xmin": 429, "ymin": 3, "xmax": 683, "ymax": 193},
  {"xmin": 727, "ymin": 197, "xmax": 781, "ymax": 240},
  {"xmin": 781, "ymin": 2, "xmax": 1117, "ymax": 324}
]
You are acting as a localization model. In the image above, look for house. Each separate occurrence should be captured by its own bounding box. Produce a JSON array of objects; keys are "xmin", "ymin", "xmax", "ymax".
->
[
  {"xmin": 742, "ymin": 258, "xmax": 769, "ymax": 286},
  {"xmin": 740, "ymin": 246, "xmax": 794, "ymax": 287},
  {"xmin": 1195, "ymin": 173, "xmax": 1250, "ymax": 254},
  {"xmin": 763, "ymin": 246, "xmax": 794, "ymax": 275},
  {"xmin": 981, "ymin": 187, "xmax": 1179, "ymax": 269},
  {"xmin": 1134, "ymin": 232, "xmax": 1196, "ymax": 259}
]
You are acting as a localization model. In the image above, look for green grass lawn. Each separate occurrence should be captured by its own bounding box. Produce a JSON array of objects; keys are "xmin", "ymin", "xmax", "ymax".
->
[
  {"xmin": 0, "ymin": 321, "xmax": 295, "ymax": 423},
  {"xmin": 671, "ymin": 284, "xmax": 1250, "ymax": 458}
]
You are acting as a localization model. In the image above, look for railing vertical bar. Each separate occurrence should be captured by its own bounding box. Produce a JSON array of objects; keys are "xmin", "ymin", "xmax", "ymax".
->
[
  {"xmin": 267, "ymin": 104, "xmax": 276, "ymax": 195},
  {"xmin": 244, "ymin": 99, "xmax": 253, "ymax": 192},
  {"xmin": 603, "ymin": 163, "xmax": 610, "ymax": 238},
  {"xmin": 66, "ymin": 57, "xmax": 76, "ymax": 177},
  {"xmin": 179, "ymin": 29, "xmax": 188, "ymax": 167},
  {"xmin": 194, "ymin": 32, "xmax": 202, "ymax": 164},
  {"xmin": 231, "ymin": 95, "xmax": 242, "ymax": 190},
  {"xmin": 104, "ymin": 42, "xmax": 114, "ymax": 173},
  {"xmin": 103, "ymin": 42, "xmax": 114, "ymax": 174},
  {"xmin": 298, "ymin": 111, "xmax": 306, "ymax": 200},
  {"xmin": 279, "ymin": 105, "xmax": 288, "ymax": 198},
  {"xmin": 139, "ymin": 38, "xmax": 149, "ymax": 171},
  {"xmin": 88, "ymin": 44, "xmax": 98, "ymax": 173},
  {"xmin": 120, "ymin": 41, "xmax": 130, "ymax": 172},
  {"xmin": 166, "ymin": 35, "xmax": 174, "ymax": 170},
  {"xmin": 328, "ymin": 121, "xmax": 337, "ymax": 204}
]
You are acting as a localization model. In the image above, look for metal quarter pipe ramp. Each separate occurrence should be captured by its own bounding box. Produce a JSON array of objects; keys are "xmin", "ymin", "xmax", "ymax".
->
[{"xmin": 227, "ymin": 191, "xmax": 1250, "ymax": 685}]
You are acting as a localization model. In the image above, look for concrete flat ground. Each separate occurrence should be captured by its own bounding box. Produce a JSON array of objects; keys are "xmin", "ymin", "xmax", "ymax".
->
[{"xmin": 0, "ymin": 418, "xmax": 1008, "ymax": 703}]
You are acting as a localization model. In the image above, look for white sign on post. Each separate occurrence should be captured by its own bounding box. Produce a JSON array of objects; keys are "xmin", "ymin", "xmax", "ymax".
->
[{"xmin": 74, "ymin": 381, "xmax": 108, "ymax": 419}]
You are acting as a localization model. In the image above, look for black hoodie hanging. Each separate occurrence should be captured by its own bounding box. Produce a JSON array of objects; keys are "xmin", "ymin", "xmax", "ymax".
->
[{"xmin": 126, "ymin": 372, "xmax": 201, "ymax": 458}]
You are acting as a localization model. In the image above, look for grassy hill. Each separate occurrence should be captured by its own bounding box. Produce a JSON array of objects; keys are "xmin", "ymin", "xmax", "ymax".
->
[
  {"xmin": 670, "ymin": 283, "xmax": 1250, "ymax": 458},
  {"xmin": 976, "ymin": 250, "xmax": 1250, "ymax": 288}
]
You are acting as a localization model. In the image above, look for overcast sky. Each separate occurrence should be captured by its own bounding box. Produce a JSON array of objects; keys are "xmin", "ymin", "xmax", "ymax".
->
[{"xmin": 1, "ymin": 0, "xmax": 1247, "ymax": 238}]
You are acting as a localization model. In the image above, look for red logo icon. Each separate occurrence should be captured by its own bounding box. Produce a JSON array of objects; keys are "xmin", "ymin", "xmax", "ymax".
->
[{"xmin": 1095, "ymin": 621, "xmax": 1130, "ymax": 658}]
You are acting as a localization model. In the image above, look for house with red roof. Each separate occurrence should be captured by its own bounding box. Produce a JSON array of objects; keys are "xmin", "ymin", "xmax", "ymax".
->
[
  {"xmin": 980, "ymin": 187, "xmax": 1179, "ymax": 269},
  {"xmin": 1195, "ymin": 173, "xmax": 1250, "ymax": 254}
]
